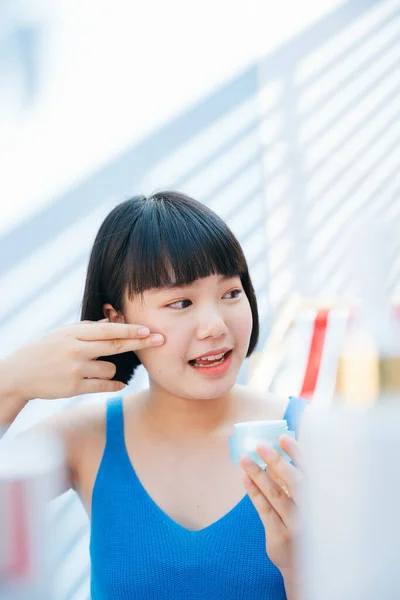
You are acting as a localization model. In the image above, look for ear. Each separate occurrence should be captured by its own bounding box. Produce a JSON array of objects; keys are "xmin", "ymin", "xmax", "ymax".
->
[{"xmin": 103, "ymin": 303, "xmax": 125, "ymax": 324}]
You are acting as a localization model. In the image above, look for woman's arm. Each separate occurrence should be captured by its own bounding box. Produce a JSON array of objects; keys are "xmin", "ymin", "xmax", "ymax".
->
[
  {"xmin": 0, "ymin": 319, "xmax": 164, "ymax": 429},
  {"xmin": 281, "ymin": 570, "xmax": 299, "ymax": 600},
  {"xmin": 0, "ymin": 358, "xmax": 29, "ymax": 427},
  {"xmin": 0, "ymin": 319, "xmax": 165, "ymax": 496}
]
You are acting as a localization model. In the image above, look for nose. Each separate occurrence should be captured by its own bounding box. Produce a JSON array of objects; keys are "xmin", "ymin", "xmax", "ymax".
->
[{"xmin": 196, "ymin": 307, "xmax": 228, "ymax": 341}]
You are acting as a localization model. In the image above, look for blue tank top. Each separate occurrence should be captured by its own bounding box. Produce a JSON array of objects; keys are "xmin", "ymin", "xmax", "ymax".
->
[{"xmin": 90, "ymin": 395, "xmax": 307, "ymax": 599}]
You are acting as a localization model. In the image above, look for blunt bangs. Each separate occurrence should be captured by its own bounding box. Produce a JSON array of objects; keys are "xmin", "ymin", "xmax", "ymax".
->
[{"xmin": 124, "ymin": 192, "xmax": 247, "ymax": 298}]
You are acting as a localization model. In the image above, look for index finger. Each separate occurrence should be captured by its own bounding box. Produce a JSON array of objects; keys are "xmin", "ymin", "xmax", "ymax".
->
[
  {"xmin": 256, "ymin": 441, "xmax": 302, "ymax": 504},
  {"xmin": 74, "ymin": 322, "xmax": 150, "ymax": 341},
  {"xmin": 280, "ymin": 435, "xmax": 303, "ymax": 470}
]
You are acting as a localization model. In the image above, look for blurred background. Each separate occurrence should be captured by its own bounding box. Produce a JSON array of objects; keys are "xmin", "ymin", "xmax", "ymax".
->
[{"xmin": 1, "ymin": 0, "xmax": 399, "ymax": 598}]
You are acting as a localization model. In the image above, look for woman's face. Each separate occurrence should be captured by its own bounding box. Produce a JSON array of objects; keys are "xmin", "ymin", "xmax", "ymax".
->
[{"xmin": 122, "ymin": 274, "xmax": 253, "ymax": 400}]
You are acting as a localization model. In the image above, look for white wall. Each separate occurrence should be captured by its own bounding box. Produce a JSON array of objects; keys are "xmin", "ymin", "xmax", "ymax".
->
[{"xmin": 1, "ymin": 0, "xmax": 343, "ymax": 234}]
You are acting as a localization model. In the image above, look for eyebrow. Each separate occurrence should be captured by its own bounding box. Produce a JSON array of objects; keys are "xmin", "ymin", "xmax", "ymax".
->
[{"xmin": 149, "ymin": 275, "xmax": 238, "ymax": 293}]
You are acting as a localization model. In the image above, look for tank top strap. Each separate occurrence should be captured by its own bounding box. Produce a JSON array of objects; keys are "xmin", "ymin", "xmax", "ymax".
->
[
  {"xmin": 104, "ymin": 396, "xmax": 126, "ymax": 452},
  {"xmin": 283, "ymin": 396, "xmax": 308, "ymax": 438}
]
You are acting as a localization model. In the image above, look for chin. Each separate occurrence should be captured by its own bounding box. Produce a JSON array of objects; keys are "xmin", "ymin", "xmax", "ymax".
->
[
  {"xmin": 190, "ymin": 387, "xmax": 234, "ymax": 401},
  {"xmin": 184, "ymin": 375, "xmax": 238, "ymax": 401}
]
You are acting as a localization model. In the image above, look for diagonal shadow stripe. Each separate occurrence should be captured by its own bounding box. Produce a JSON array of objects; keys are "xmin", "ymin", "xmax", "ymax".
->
[
  {"xmin": 300, "ymin": 28, "xmax": 400, "ymax": 120},
  {"xmin": 0, "ymin": 252, "xmax": 88, "ymax": 330},
  {"xmin": 302, "ymin": 35, "xmax": 400, "ymax": 148},
  {"xmin": 306, "ymin": 103, "xmax": 400, "ymax": 209},
  {"xmin": 61, "ymin": 565, "xmax": 90, "ymax": 600},
  {"xmin": 307, "ymin": 133, "xmax": 400, "ymax": 237},
  {"xmin": 54, "ymin": 524, "xmax": 89, "ymax": 569},
  {"xmin": 0, "ymin": 0, "xmax": 386, "ymax": 284},
  {"xmin": 257, "ymin": 0, "xmax": 385, "ymax": 80},
  {"xmin": 305, "ymin": 65, "xmax": 399, "ymax": 164},
  {"xmin": 309, "ymin": 160, "xmax": 400, "ymax": 276},
  {"xmin": 174, "ymin": 118, "xmax": 262, "ymax": 189},
  {"xmin": 202, "ymin": 151, "xmax": 262, "ymax": 207},
  {"xmin": 298, "ymin": 8, "xmax": 400, "ymax": 90},
  {"xmin": 0, "ymin": 67, "xmax": 258, "ymax": 278}
]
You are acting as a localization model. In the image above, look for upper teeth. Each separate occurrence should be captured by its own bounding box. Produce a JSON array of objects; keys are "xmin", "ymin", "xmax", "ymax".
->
[{"xmin": 197, "ymin": 352, "xmax": 225, "ymax": 361}]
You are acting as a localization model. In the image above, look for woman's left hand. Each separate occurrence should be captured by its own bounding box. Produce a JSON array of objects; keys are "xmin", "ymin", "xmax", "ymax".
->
[{"xmin": 239, "ymin": 435, "xmax": 303, "ymax": 579}]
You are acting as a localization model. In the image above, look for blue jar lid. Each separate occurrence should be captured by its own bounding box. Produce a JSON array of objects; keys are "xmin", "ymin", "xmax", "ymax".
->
[{"xmin": 233, "ymin": 420, "xmax": 289, "ymax": 438}]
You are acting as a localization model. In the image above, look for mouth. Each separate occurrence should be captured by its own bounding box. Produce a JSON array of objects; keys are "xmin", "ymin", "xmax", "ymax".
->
[{"xmin": 188, "ymin": 349, "xmax": 233, "ymax": 376}]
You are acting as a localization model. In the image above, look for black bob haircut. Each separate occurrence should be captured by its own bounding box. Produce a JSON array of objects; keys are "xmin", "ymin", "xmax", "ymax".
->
[{"xmin": 80, "ymin": 190, "xmax": 259, "ymax": 384}]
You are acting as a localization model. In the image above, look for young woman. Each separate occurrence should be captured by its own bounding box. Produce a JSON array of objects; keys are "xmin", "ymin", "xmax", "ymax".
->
[{"xmin": 0, "ymin": 191, "xmax": 306, "ymax": 600}]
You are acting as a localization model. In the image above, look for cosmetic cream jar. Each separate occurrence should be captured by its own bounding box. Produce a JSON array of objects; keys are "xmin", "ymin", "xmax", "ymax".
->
[{"xmin": 228, "ymin": 420, "xmax": 295, "ymax": 467}]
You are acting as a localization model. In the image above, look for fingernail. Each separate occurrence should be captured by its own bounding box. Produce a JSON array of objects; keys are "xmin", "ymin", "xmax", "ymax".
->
[
  {"xmin": 257, "ymin": 445, "xmax": 278, "ymax": 461},
  {"xmin": 150, "ymin": 334, "xmax": 164, "ymax": 344},
  {"xmin": 99, "ymin": 318, "xmax": 109, "ymax": 322},
  {"xmin": 280, "ymin": 435, "xmax": 292, "ymax": 450},
  {"xmin": 240, "ymin": 455, "xmax": 258, "ymax": 472},
  {"xmin": 138, "ymin": 327, "xmax": 150, "ymax": 336}
]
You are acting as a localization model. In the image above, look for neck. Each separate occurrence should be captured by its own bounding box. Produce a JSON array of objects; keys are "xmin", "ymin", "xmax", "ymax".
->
[{"xmin": 140, "ymin": 382, "xmax": 239, "ymax": 439}]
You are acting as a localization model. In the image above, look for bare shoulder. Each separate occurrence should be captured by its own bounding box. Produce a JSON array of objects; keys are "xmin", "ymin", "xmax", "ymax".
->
[
  {"xmin": 233, "ymin": 384, "xmax": 289, "ymax": 421},
  {"xmin": 32, "ymin": 399, "xmax": 109, "ymax": 492},
  {"xmin": 35, "ymin": 399, "xmax": 107, "ymax": 441}
]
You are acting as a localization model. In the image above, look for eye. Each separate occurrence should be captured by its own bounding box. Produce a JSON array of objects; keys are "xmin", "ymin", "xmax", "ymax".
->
[
  {"xmin": 223, "ymin": 288, "xmax": 243, "ymax": 300},
  {"xmin": 167, "ymin": 299, "xmax": 192, "ymax": 310}
]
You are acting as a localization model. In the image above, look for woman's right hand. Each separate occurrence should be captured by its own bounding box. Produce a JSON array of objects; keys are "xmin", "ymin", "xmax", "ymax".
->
[{"xmin": 2, "ymin": 319, "xmax": 164, "ymax": 403}]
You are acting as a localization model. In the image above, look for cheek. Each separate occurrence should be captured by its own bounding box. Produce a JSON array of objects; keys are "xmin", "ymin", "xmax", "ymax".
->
[
  {"xmin": 136, "ymin": 345, "xmax": 167, "ymax": 372},
  {"xmin": 231, "ymin": 301, "xmax": 253, "ymax": 342},
  {"xmin": 137, "ymin": 338, "xmax": 189, "ymax": 382},
  {"xmin": 135, "ymin": 325, "xmax": 188, "ymax": 368},
  {"xmin": 124, "ymin": 304, "xmax": 186, "ymax": 371}
]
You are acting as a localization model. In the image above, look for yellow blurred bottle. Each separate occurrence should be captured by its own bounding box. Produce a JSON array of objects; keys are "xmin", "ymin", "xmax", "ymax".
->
[{"xmin": 335, "ymin": 220, "xmax": 400, "ymax": 407}]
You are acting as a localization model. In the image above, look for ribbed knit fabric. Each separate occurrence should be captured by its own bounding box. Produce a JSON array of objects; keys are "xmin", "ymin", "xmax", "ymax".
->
[{"xmin": 90, "ymin": 395, "xmax": 307, "ymax": 599}]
